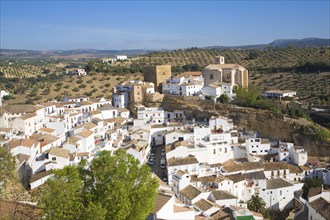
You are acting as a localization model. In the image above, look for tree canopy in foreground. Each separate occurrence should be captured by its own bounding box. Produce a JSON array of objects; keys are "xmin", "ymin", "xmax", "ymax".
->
[
  {"xmin": 38, "ymin": 149, "xmax": 158, "ymax": 220},
  {"xmin": 0, "ymin": 147, "xmax": 15, "ymax": 198}
]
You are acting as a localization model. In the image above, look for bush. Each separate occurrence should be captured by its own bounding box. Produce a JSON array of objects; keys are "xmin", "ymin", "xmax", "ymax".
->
[
  {"xmin": 79, "ymin": 84, "xmax": 87, "ymax": 89},
  {"xmin": 217, "ymin": 94, "xmax": 229, "ymax": 104},
  {"xmin": 205, "ymin": 95, "xmax": 213, "ymax": 100},
  {"xmin": 72, "ymin": 87, "xmax": 79, "ymax": 92}
]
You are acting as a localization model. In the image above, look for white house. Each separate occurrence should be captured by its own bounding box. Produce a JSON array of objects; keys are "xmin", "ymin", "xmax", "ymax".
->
[
  {"xmin": 259, "ymin": 178, "xmax": 295, "ymax": 210},
  {"xmin": 98, "ymin": 104, "xmax": 118, "ymax": 120},
  {"xmin": 125, "ymin": 139, "xmax": 150, "ymax": 165},
  {"xmin": 112, "ymin": 92, "xmax": 128, "ymax": 108},
  {"xmin": 8, "ymin": 138, "xmax": 40, "ymax": 165},
  {"xmin": 308, "ymin": 197, "xmax": 330, "ymax": 220},
  {"xmin": 178, "ymin": 184, "xmax": 210, "ymax": 205},
  {"xmin": 322, "ymin": 169, "xmax": 330, "ymax": 185},
  {"xmin": 71, "ymin": 69, "xmax": 87, "ymax": 76},
  {"xmin": 147, "ymin": 192, "xmax": 195, "ymax": 220},
  {"xmin": 0, "ymin": 105, "xmax": 46, "ymax": 135},
  {"xmin": 201, "ymin": 82, "xmax": 235, "ymax": 99},
  {"xmin": 164, "ymin": 110, "xmax": 185, "ymax": 124},
  {"xmin": 208, "ymin": 190, "xmax": 238, "ymax": 207},
  {"xmin": 263, "ymin": 90, "xmax": 297, "ymax": 98},
  {"xmin": 137, "ymin": 106, "xmax": 165, "ymax": 125},
  {"xmin": 116, "ymin": 55, "xmax": 128, "ymax": 61},
  {"xmin": 193, "ymin": 198, "xmax": 220, "ymax": 217},
  {"xmin": 167, "ymin": 155, "xmax": 200, "ymax": 183},
  {"xmin": 162, "ymin": 76, "xmax": 204, "ymax": 96},
  {"xmin": 47, "ymin": 147, "xmax": 70, "ymax": 170},
  {"xmin": 30, "ymin": 170, "xmax": 52, "ymax": 190}
]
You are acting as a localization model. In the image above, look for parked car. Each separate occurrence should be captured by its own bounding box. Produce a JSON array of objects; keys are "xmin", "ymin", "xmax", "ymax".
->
[
  {"xmin": 148, "ymin": 158, "xmax": 154, "ymax": 165},
  {"xmin": 160, "ymin": 158, "xmax": 166, "ymax": 169},
  {"xmin": 161, "ymin": 173, "xmax": 168, "ymax": 183}
]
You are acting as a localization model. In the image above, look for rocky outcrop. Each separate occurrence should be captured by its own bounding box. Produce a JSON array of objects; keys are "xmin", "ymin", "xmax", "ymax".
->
[{"xmin": 161, "ymin": 95, "xmax": 330, "ymax": 158}]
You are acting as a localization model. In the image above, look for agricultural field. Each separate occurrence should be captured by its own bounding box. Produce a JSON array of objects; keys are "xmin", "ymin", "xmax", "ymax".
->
[
  {"xmin": 133, "ymin": 47, "xmax": 330, "ymax": 70},
  {"xmin": 250, "ymin": 72, "xmax": 330, "ymax": 103},
  {"xmin": 1, "ymin": 72, "xmax": 143, "ymax": 105},
  {"xmin": 0, "ymin": 63, "xmax": 61, "ymax": 78},
  {"xmin": 1, "ymin": 47, "xmax": 329, "ymax": 106}
]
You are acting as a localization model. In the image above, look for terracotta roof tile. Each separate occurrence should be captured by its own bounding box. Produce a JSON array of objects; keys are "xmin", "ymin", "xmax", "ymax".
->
[
  {"xmin": 49, "ymin": 147, "xmax": 70, "ymax": 158},
  {"xmin": 0, "ymin": 200, "xmax": 42, "ymax": 219},
  {"xmin": 194, "ymin": 199, "xmax": 214, "ymax": 212},
  {"xmin": 180, "ymin": 185, "xmax": 201, "ymax": 200},
  {"xmin": 211, "ymin": 190, "xmax": 237, "ymax": 200},
  {"xmin": 309, "ymin": 197, "xmax": 330, "ymax": 220},
  {"xmin": 266, "ymin": 179, "xmax": 293, "ymax": 189},
  {"xmin": 167, "ymin": 155, "xmax": 199, "ymax": 166},
  {"xmin": 150, "ymin": 193, "xmax": 172, "ymax": 214}
]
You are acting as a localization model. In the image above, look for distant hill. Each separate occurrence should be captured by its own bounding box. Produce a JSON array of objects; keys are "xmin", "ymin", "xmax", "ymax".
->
[
  {"xmin": 269, "ymin": 38, "xmax": 330, "ymax": 48},
  {"xmin": 205, "ymin": 38, "xmax": 330, "ymax": 50},
  {"xmin": 1, "ymin": 38, "xmax": 329, "ymax": 60},
  {"xmin": 0, "ymin": 49, "xmax": 155, "ymax": 60}
]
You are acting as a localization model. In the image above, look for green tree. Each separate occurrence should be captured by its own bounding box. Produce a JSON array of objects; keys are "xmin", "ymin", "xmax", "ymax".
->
[
  {"xmin": 217, "ymin": 94, "xmax": 229, "ymax": 104},
  {"xmin": 39, "ymin": 166, "xmax": 84, "ymax": 219},
  {"xmin": 0, "ymin": 147, "xmax": 15, "ymax": 198},
  {"xmin": 235, "ymin": 85, "xmax": 260, "ymax": 107},
  {"xmin": 39, "ymin": 150, "xmax": 158, "ymax": 220},
  {"xmin": 86, "ymin": 150, "xmax": 158, "ymax": 220},
  {"xmin": 247, "ymin": 195, "xmax": 266, "ymax": 213},
  {"xmin": 302, "ymin": 178, "xmax": 324, "ymax": 199}
]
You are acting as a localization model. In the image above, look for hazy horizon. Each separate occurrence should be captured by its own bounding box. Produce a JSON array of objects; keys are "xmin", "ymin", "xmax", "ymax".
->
[{"xmin": 1, "ymin": 0, "xmax": 329, "ymax": 50}]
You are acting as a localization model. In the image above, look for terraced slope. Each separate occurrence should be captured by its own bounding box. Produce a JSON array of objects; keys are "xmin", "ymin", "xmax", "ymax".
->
[
  {"xmin": 133, "ymin": 47, "xmax": 330, "ymax": 69},
  {"xmin": 0, "ymin": 63, "xmax": 60, "ymax": 78}
]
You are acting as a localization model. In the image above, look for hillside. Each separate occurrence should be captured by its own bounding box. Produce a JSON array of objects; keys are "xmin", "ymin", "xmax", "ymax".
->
[
  {"xmin": 133, "ymin": 47, "xmax": 330, "ymax": 69},
  {"xmin": 161, "ymin": 95, "xmax": 330, "ymax": 158},
  {"xmin": 0, "ymin": 47, "xmax": 329, "ymax": 106}
]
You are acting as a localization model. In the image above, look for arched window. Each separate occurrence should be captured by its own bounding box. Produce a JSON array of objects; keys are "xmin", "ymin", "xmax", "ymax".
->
[{"xmin": 210, "ymin": 74, "xmax": 214, "ymax": 80}]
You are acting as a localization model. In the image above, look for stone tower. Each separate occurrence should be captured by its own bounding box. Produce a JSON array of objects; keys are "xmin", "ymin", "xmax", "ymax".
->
[{"xmin": 143, "ymin": 65, "xmax": 171, "ymax": 93}]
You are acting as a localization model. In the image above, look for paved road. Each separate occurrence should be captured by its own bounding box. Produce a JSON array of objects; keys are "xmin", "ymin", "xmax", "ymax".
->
[
  {"xmin": 294, "ymin": 190, "xmax": 308, "ymax": 220},
  {"xmin": 148, "ymin": 145, "xmax": 168, "ymax": 183}
]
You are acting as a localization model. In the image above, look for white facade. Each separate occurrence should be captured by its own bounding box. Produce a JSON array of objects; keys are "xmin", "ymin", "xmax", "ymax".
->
[
  {"xmin": 162, "ymin": 76, "xmax": 204, "ymax": 96},
  {"xmin": 112, "ymin": 92, "xmax": 128, "ymax": 108},
  {"xmin": 71, "ymin": 69, "xmax": 87, "ymax": 76},
  {"xmin": 201, "ymin": 85, "xmax": 221, "ymax": 98},
  {"xmin": 246, "ymin": 138, "xmax": 271, "ymax": 156},
  {"xmin": 322, "ymin": 169, "xmax": 330, "ymax": 185},
  {"xmin": 263, "ymin": 90, "xmax": 297, "ymax": 98},
  {"xmin": 137, "ymin": 106, "xmax": 165, "ymax": 125},
  {"xmin": 259, "ymin": 178, "xmax": 295, "ymax": 210},
  {"xmin": 116, "ymin": 55, "xmax": 128, "ymax": 60},
  {"xmin": 307, "ymin": 196, "xmax": 329, "ymax": 220},
  {"xmin": 202, "ymin": 82, "xmax": 235, "ymax": 99}
]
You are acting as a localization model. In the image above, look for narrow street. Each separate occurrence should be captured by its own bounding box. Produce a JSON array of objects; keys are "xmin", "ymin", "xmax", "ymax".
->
[
  {"xmin": 149, "ymin": 145, "xmax": 168, "ymax": 183},
  {"xmin": 294, "ymin": 190, "xmax": 308, "ymax": 220}
]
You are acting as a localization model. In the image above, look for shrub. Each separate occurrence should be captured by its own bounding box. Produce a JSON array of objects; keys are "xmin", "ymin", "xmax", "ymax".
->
[
  {"xmin": 72, "ymin": 87, "xmax": 79, "ymax": 92},
  {"xmin": 217, "ymin": 94, "xmax": 229, "ymax": 104}
]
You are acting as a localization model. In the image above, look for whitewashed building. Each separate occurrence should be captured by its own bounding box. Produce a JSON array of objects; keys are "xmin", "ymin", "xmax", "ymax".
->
[
  {"xmin": 162, "ymin": 76, "xmax": 204, "ymax": 96},
  {"xmin": 263, "ymin": 90, "xmax": 297, "ymax": 98},
  {"xmin": 137, "ymin": 106, "xmax": 165, "ymax": 125}
]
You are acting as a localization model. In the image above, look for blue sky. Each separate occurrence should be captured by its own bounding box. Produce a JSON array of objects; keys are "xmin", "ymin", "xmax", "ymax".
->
[{"xmin": 1, "ymin": 0, "xmax": 329, "ymax": 50}]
